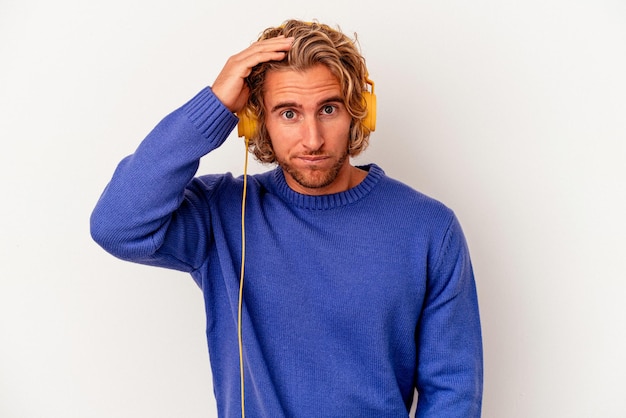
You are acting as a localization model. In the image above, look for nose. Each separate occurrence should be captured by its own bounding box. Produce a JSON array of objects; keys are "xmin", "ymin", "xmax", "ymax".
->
[{"xmin": 300, "ymin": 118, "xmax": 324, "ymax": 151}]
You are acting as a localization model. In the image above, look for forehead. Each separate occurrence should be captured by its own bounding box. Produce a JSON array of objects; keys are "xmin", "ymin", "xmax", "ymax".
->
[{"xmin": 263, "ymin": 64, "xmax": 342, "ymax": 105}]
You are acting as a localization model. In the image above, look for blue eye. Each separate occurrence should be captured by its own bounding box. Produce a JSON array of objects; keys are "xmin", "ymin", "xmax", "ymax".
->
[
  {"xmin": 322, "ymin": 105, "xmax": 335, "ymax": 115},
  {"xmin": 282, "ymin": 110, "xmax": 296, "ymax": 120}
]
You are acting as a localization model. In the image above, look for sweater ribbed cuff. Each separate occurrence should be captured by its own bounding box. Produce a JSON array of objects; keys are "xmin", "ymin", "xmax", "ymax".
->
[{"xmin": 181, "ymin": 87, "xmax": 239, "ymax": 149}]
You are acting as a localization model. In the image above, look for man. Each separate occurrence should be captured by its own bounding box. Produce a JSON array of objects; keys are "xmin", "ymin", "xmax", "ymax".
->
[{"xmin": 91, "ymin": 19, "xmax": 483, "ymax": 417}]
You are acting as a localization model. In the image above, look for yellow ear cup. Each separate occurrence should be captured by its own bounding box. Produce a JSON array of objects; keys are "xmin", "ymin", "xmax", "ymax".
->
[
  {"xmin": 362, "ymin": 76, "xmax": 376, "ymax": 132},
  {"xmin": 362, "ymin": 91, "xmax": 376, "ymax": 132},
  {"xmin": 237, "ymin": 110, "xmax": 257, "ymax": 140}
]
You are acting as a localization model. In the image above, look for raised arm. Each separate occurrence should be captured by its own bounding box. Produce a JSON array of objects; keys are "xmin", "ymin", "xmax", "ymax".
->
[{"xmin": 89, "ymin": 37, "xmax": 294, "ymax": 271}]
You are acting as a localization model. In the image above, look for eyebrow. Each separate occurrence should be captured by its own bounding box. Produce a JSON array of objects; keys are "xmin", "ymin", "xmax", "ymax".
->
[{"xmin": 270, "ymin": 96, "xmax": 344, "ymax": 113}]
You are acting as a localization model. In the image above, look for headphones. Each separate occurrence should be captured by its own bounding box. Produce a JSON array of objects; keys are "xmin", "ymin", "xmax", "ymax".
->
[{"xmin": 237, "ymin": 77, "xmax": 377, "ymax": 140}]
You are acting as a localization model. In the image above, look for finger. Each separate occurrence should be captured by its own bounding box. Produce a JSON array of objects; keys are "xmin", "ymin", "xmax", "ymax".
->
[
  {"xmin": 234, "ymin": 36, "xmax": 294, "ymax": 72},
  {"xmin": 212, "ymin": 37, "xmax": 294, "ymax": 111}
]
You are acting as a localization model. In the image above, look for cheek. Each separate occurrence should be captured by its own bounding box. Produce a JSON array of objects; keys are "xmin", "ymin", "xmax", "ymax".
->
[
  {"xmin": 265, "ymin": 117, "xmax": 287, "ymax": 139},
  {"xmin": 264, "ymin": 122, "xmax": 291, "ymax": 154},
  {"xmin": 333, "ymin": 117, "xmax": 353, "ymax": 142}
]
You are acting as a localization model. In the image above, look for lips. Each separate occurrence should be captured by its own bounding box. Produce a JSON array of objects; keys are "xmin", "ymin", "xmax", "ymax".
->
[
  {"xmin": 295, "ymin": 156, "xmax": 332, "ymax": 169},
  {"xmin": 299, "ymin": 156, "xmax": 328, "ymax": 162},
  {"xmin": 296, "ymin": 154, "xmax": 331, "ymax": 162}
]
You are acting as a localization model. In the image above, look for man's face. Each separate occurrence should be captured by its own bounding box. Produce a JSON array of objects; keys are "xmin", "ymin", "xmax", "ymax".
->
[{"xmin": 263, "ymin": 64, "xmax": 354, "ymax": 195}]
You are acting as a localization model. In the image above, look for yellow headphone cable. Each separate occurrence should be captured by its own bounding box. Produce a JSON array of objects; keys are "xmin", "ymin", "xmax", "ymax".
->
[{"xmin": 238, "ymin": 137, "xmax": 249, "ymax": 418}]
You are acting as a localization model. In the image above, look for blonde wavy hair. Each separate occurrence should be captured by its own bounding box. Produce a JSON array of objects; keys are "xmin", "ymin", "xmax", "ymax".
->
[{"xmin": 243, "ymin": 19, "xmax": 372, "ymax": 163}]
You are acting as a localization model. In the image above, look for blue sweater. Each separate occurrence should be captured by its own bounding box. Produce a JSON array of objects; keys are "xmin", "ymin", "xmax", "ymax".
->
[{"xmin": 90, "ymin": 87, "xmax": 483, "ymax": 417}]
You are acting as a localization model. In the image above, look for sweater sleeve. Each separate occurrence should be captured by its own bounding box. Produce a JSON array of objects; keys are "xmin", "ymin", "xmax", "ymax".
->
[
  {"xmin": 415, "ymin": 214, "xmax": 483, "ymax": 417},
  {"xmin": 90, "ymin": 87, "xmax": 239, "ymax": 272}
]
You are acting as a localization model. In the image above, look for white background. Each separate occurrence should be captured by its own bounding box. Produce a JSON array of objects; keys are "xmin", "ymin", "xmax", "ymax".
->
[{"xmin": 1, "ymin": 0, "xmax": 625, "ymax": 416}]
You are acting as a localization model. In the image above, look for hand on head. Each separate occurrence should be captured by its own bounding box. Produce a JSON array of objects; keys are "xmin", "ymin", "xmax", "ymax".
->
[{"xmin": 212, "ymin": 36, "xmax": 294, "ymax": 113}]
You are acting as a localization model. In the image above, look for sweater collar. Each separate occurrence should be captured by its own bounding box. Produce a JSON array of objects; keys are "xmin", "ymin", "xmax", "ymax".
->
[{"xmin": 271, "ymin": 163, "xmax": 384, "ymax": 210}]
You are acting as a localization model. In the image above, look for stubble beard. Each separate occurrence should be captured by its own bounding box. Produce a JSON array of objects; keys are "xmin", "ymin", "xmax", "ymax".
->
[{"xmin": 276, "ymin": 149, "xmax": 350, "ymax": 191}]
